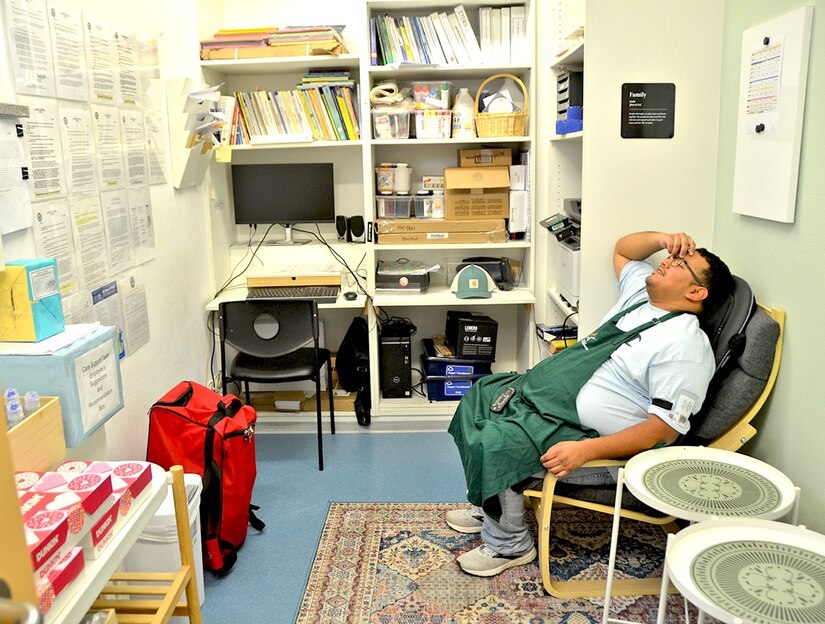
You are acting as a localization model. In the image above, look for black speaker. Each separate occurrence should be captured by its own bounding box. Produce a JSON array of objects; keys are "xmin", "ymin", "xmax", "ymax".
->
[
  {"xmin": 335, "ymin": 215, "xmax": 348, "ymax": 240},
  {"xmin": 349, "ymin": 215, "xmax": 365, "ymax": 243},
  {"xmin": 380, "ymin": 332, "xmax": 412, "ymax": 398}
]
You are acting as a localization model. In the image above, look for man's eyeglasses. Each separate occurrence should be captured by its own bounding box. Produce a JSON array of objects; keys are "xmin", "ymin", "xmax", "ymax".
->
[{"xmin": 671, "ymin": 257, "xmax": 705, "ymax": 287}]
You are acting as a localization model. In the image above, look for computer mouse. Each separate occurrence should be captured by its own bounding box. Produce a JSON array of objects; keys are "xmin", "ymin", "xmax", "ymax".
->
[{"xmin": 344, "ymin": 291, "xmax": 358, "ymax": 301}]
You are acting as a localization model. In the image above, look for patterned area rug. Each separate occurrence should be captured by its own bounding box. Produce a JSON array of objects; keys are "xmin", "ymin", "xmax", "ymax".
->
[{"xmin": 296, "ymin": 502, "xmax": 697, "ymax": 623}]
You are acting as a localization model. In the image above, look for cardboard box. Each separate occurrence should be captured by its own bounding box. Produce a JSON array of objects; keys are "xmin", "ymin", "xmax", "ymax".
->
[
  {"xmin": 36, "ymin": 546, "xmax": 84, "ymax": 614},
  {"xmin": 200, "ymin": 41, "xmax": 346, "ymax": 60},
  {"xmin": 302, "ymin": 383, "xmax": 356, "ymax": 413},
  {"xmin": 0, "ymin": 259, "xmax": 65, "ymax": 342},
  {"xmin": 0, "ymin": 325, "xmax": 124, "ymax": 447},
  {"xmin": 458, "ymin": 148, "xmax": 513, "ymax": 167},
  {"xmin": 444, "ymin": 167, "xmax": 510, "ymax": 220},
  {"xmin": 376, "ymin": 218, "xmax": 504, "ymax": 234},
  {"xmin": 55, "ymin": 460, "xmax": 153, "ymax": 519},
  {"xmin": 377, "ymin": 230, "xmax": 506, "ymax": 245}
]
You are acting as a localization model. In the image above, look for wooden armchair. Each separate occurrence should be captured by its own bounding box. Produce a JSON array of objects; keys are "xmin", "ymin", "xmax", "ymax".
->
[{"xmin": 523, "ymin": 304, "xmax": 784, "ymax": 598}]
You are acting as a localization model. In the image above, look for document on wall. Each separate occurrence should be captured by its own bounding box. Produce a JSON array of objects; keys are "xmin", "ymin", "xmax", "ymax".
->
[
  {"xmin": 4, "ymin": 0, "xmax": 56, "ymax": 97},
  {"xmin": 100, "ymin": 188, "xmax": 133, "ymax": 274},
  {"xmin": 83, "ymin": 14, "xmax": 116, "ymax": 104},
  {"xmin": 137, "ymin": 34, "xmax": 161, "ymax": 92},
  {"xmin": 0, "ymin": 117, "xmax": 33, "ymax": 235},
  {"xmin": 118, "ymin": 269, "xmax": 150, "ymax": 355},
  {"xmin": 90, "ymin": 104, "xmax": 125, "ymax": 189},
  {"xmin": 18, "ymin": 95, "xmax": 68, "ymax": 201},
  {"xmin": 47, "ymin": 0, "xmax": 89, "ymax": 101},
  {"xmin": 61, "ymin": 291, "xmax": 93, "ymax": 324},
  {"xmin": 119, "ymin": 109, "xmax": 147, "ymax": 186},
  {"xmin": 69, "ymin": 193, "xmax": 109, "ymax": 289},
  {"xmin": 127, "ymin": 186, "xmax": 155, "ymax": 265},
  {"xmin": 57, "ymin": 102, "xmax": 98, "ymax": 195},
  {"xmin": 141, "ymin": 79, "xmax": 169, "ymax": 185},
  {"xmin": 115, "ymin": 30, "xmax": 140, "ymax": 107},
  {"xmin": 31, "ymin": 198, "xmax": 80, "ymax": 295},
  {"xmin": 89, "ymin": 280, "xmax": 126, "ymax": 358}
]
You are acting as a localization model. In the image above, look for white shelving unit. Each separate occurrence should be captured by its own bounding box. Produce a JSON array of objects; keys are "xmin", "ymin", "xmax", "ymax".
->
[{"xmin": 201, "ymin": 0, "xmax": 539, "ymax": 426}]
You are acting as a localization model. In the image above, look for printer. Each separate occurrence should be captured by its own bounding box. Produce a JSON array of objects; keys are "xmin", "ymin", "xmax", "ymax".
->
[{"xmin": 548, "ymin": 198, "xmax": 581, "ymax": 309}]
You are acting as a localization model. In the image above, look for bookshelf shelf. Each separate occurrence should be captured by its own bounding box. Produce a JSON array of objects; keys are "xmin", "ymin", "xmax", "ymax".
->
[
  {"xmin": 550, "ymin": 130, "xmax": 583, "ymax": 142},
  {"xmin": 231, "ymin": 140, "xmax": 363, "ymax": 151},
  {"xmin": 367, "ymin": 63, "xmax": 532, "ymax": 79},
  {"xmin": 372, "ymin": 135, "xmax": 529, "ymax": 146},
  {"xmin": 374, "ymin": 240, "xmax": 530, "ymax": 251},
  {"xmin": 550, "ymin": 39, "xmax": 584, "ymax": 70},
  {"xmin": 200, "ymin": 54, "xmax": 360, "ymax": 76}
]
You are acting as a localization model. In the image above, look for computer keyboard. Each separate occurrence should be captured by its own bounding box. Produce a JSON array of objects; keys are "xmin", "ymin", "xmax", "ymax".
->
[{"xmin": 246, "ymin": 285, "xmax": 340, "ymax": 304}]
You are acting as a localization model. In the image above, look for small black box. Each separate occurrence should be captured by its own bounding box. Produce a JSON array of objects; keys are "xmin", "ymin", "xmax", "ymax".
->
[{"xmin": 445, "ymin": 311, "xmax": 498, "ymax": 360}]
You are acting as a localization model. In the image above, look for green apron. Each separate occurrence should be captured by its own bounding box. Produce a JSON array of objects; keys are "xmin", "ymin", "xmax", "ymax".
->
[{"xmin": 448, "ymin": 301, "xmax": 682, "ymax": 518}]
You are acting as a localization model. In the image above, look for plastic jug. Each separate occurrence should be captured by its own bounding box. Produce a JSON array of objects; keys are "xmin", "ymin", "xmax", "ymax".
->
[{"xmin": 451, "ymin": 88, "xmax": 476, "ymax": 139}]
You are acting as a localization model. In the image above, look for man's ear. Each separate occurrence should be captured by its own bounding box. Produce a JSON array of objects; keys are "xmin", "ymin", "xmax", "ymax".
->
[{"xmin": 686, "ymin": 285, "xmax": 708, "ymax": 303}]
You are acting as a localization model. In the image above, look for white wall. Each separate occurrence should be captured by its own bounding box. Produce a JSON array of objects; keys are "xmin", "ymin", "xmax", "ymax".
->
[
  {"xmin": 0, "ymin": 0, "xmax": 213, "ymax": 461},
  {"xmin": 576, "ymin": 0, "xmax": 724, "ymax": 331},
  {"xmin": 716, "ymin": 0, "xmax": 825, "ymax": 531}
]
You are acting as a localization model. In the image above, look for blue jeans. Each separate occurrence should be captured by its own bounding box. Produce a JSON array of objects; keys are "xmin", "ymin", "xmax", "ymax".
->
[{"xmin": 478, "ymin": 467, "xmax": 617, "ymax": 556}]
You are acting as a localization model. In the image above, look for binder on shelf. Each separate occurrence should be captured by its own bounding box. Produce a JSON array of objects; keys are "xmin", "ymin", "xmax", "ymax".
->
[
  {"xmin": 442, "ymin": 12, "xmax": 470, "ymax": 65},
  {"xmin": 430, "ymin": 11, "xmax": 458, "ymax": 65},
  {"xmin": 453, "ymin": 5, "xmax": 483, "ymax": 63}
]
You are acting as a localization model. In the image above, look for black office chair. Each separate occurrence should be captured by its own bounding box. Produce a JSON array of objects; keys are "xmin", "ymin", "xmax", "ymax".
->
[{"xmin": 219, "ymin": 299, "xmax": 335, "ymax": 470}]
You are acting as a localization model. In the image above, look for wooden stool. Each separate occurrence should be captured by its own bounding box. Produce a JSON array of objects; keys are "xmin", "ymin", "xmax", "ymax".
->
[{"xmin": 92, "ymin": 466, "xmax": 202, "ymax": 624}]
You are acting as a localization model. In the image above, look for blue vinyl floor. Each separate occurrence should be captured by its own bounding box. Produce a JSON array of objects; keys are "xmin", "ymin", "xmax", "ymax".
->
[{"xmin": 200, "ymin": 431, "xmax": 468, "ymax": 623}]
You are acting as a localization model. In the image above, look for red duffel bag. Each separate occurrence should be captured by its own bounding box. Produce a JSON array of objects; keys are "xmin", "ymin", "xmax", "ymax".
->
[{"xmin": 147, "ymin": 380, "xmax": 264, "ymax": 574}]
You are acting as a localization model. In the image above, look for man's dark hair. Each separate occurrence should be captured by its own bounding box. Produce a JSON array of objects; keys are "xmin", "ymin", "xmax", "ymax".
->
[{"xmin": 695, "ymin": 248, "xmax": 734, "ymax": 315}]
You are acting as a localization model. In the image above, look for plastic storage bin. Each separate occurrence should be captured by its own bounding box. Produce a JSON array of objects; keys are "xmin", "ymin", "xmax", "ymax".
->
[
  {"xmin": 413, "ymin": 193, "xmax": 445, "ymax": 219},
  {"xmin": 372, "ymin": 108, "xmax": 410, "ymax": 139},
  {"xmin": 414, "ymin": 110, "xmax": 452, "ymax": 139},
  {"xmin": 412, "ymin": 81, "xmax": 452, "ymax": 110},
  {"xmin": 123, "ymin": 473, "xmax": 205, "ymax": 621},
  {"xmin": 420, "ymin": 338, "xmax": 493, "ymax": 401},
  {"xmin": 376, "ymin": 195, "xmax": 412, "ymax": 218}
]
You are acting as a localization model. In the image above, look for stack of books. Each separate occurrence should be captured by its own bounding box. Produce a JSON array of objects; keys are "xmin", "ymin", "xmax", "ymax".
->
[
  {"xmin": 200, "ymin": 25, "xmax": 347, "ymax": 60},
  {"xmin": 369, "ymin": 4, "xmax": 528, "ymax": 67},
  {"xmin": 221, "ymin": 69, "xmax": 360, "ymax": 145}
]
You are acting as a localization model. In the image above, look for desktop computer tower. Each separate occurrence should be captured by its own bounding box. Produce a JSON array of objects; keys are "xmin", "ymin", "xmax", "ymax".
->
[{"xmin": 380, "ymin": 327, "xmax": 412, "ymax": 399}]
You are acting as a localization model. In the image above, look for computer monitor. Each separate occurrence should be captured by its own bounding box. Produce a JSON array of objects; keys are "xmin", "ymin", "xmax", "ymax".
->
[{"xmin": 231, "ymin": 163, "xmax": 335, "ymax": 244}]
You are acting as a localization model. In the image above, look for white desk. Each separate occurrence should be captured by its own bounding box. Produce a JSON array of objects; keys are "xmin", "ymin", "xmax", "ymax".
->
[
  {"xmin": 46, "ymin": 465, "xmax": 168, "ymax": 624},
  {"xmin": 603, "ymin": 446, "xmax": 799, "ymax": 624},
  {"xmin": 205, "ymin": 286, "xmax": 367, "ymax": 312}
]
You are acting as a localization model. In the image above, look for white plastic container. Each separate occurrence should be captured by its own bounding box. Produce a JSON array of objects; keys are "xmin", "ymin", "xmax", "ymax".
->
[
  {"xmin": 123, "ymin": 473, "xmax": 205, "ymax": 621},
  {"xmin": 451, "ymin": 87, "xmax": 476, "ymax": 139}
]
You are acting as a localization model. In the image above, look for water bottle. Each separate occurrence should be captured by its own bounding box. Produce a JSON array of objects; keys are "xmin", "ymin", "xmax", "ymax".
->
[
  {"xmin": 6, "ymin": 399, "xmax": 24, "ymax": 429},
  {"xmin": 24, "ymin": 391, "xmax": 41, "ymax": 416},
  {"xmin": 4, "ymin": 387, "xmax": 20, "ymax": 407},
  {"xmin": 451, "ymin": 88, "xmax": 476, "ymax": 139}
]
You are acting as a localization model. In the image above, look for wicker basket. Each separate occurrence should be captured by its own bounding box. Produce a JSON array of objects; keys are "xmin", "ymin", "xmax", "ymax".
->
[{"xmin": 474, "ymin": 73, "xmax": 529, "ymax": 137}]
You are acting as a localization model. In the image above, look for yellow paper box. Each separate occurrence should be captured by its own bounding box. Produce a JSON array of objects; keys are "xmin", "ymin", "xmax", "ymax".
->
[{"xmin": 0, "ymin": 259, "xmax": 65, "ymax": 342}]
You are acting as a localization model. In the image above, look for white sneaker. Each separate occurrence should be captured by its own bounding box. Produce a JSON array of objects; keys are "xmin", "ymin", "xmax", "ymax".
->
[
  {"xmin": 446, "ymin": 508, "xmax": 483, "ymax": 533},
  {"xmin": 457, "ymin": 543, "xmax": 537, "ymax": 577}
]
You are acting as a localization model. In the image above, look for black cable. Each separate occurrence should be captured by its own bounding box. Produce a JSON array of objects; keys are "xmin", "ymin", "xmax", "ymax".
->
[{"xmin": 561, "ymin": 311, "xmax": 578, "ymax": 347}]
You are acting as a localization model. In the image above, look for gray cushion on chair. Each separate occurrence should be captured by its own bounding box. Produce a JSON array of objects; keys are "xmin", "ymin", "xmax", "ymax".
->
[{"xmin": 693, "ymin": 307, "xmax": 779, "ymax": 440}]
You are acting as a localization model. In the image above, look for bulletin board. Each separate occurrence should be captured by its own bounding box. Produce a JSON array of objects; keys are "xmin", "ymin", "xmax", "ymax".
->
[{"xmin": 731, "ymin": 5, "xmax": 813, "ymax": 223}]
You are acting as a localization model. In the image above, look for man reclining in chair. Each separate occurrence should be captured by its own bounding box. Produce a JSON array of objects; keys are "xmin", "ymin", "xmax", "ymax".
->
[{"xmin": 447, "ymin": 230, "xmax": 734, "ymax": 577}]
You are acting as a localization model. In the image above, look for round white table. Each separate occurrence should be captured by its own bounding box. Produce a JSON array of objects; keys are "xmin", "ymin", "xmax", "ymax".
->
[
  {"xmin": 602, "ymin": 446, "xmax": 800, "ymax": 624},
  {"xmin": 657, "ymin": 517, "xmax": 825, "ymax": 624}
]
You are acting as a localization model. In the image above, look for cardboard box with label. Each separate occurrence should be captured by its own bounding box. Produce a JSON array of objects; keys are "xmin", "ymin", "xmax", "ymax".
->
[
  {"xmin": 444, "ymin": 167, "xmax": 510, "ymax": 220},
  {"xmin": 376, "ymin": 219, "xmax": 505, "ymax": 244},
  {"xmin": 457, "ymin": 148, "xmax": 513, "ymax": 167},
  {"xmin": 0, "ymin": 259, "xmax": 65, "ymax": 342},
  {"xmin": 0, "ymin": 325, "xmax": 124, "ymax": 446}
]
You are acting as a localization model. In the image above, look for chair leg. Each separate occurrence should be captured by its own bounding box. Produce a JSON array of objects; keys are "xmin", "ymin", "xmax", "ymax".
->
[
  {"xmin": 244, "ymin": 382, "xmax": 250, "ymax": 406},
  {"xmin": 326, "ymin": 354, "xmax": 335, "ymax": 435},
  {"xmin": 315, "ymin": 376, "xmax": 324, "ymax": 471}
]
